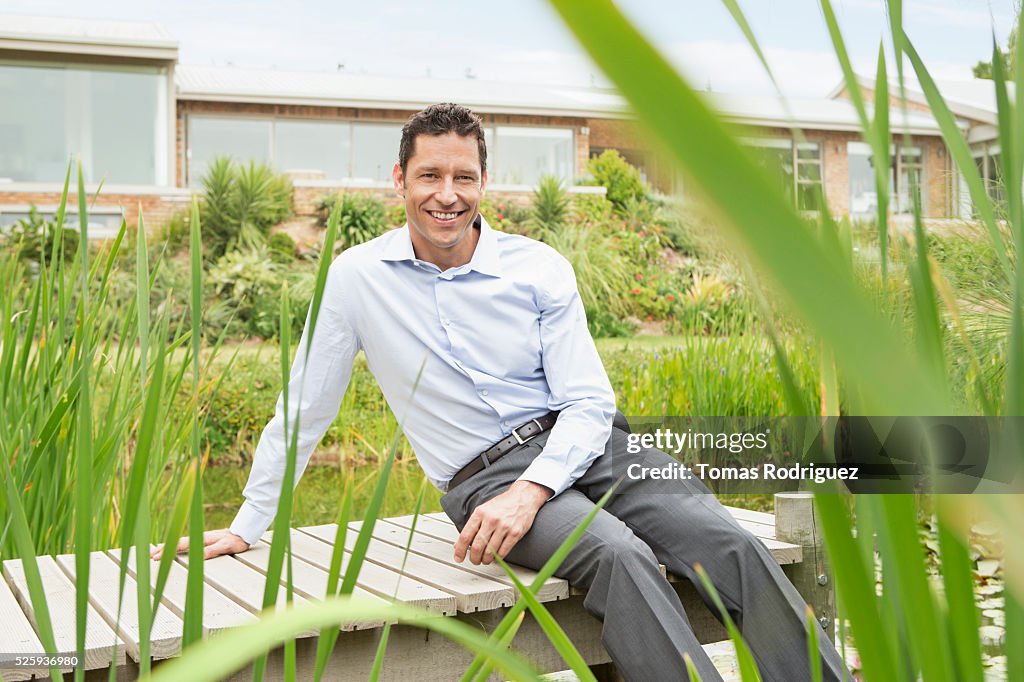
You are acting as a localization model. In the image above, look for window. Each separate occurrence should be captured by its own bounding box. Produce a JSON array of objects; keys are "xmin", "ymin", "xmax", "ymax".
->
[
  {"xmin": 0, "ymin": 62, "xmax": 166, "ymax": 185},
  {"xmin": 847, "ymin": 141, "xmax": 877, "ymax": 216},
  {"xmin": 188, "ymin": 117, "xmax": 272, "ymax": 185},
  {"xmin": 743, "ymin": 137, "xmax": 825, "ymax": 211},
  {"xmin": 186, "ymin": 116, "xmax": 402, "ymax": 186},
  {"xmin": 351, "ymin": 123, "xmax": 402, "ymax": 184},
  {"xmin": 795, "ymin": 143, "xmax": 823, "ymax": 211},
  {"xmin": 276, "ymin": 120, "xmax": 350, "ymax": 180},
  {"xmin": 489, "ymin": 126, "xmax": 573, "ymax": 186},
  {"xmin": 894, "ymin": 145, "xmax": 924, "ymax": 215}
]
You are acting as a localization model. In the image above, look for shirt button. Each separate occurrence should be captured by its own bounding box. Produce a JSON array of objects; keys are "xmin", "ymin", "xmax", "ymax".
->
[
  {"xmin": 502, "ymin": 420, "xmax": 510, "ymax": 427},
  {"xmin": 443, "ymin": 319, "xmax": 451, "ymax": 326},
  {"xmin": 481, "ymin": 389, "xmax": 489, "ymax": 396}
]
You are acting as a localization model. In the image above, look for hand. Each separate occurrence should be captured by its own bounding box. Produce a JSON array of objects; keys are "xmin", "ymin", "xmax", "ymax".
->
[
  {"xmin": 454, "ymin": 480, "xmax": 553, "ymax": 565},
  {"xmin": 150, "ymin": 529, "xmax": 250, "ymax": 561}
]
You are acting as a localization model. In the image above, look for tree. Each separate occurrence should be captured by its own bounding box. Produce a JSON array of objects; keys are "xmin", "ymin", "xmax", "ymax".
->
[{"xmin": 973, "ymin": 24, "xmax": 1017, "ymax": 79}]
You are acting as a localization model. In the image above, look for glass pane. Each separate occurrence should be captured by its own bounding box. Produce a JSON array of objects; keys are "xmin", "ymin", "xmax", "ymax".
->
[
  {"xmin": 899, "ymin": 146, "xmax": 923, "ymax": 165},
  {"xmin": 796, "ymin": 143, "xmax": 820, "ymax": 160},
  {"xmin": 351, "ymin": 123, "xmax": 402, "ymax": 184},
  {"xmin": 797, "ymin": 162, "xmax": 821, "ymax": 181},
  {"xmin": 747, "ymin": 144, "xmax": 794, "ymax": 201},
  {"xmin": 848, "ymin": 142, "xmax": 876, "ymax": 216},
  {"xmin": 189, "ymin": 117, "xmax": 271, "ymax": 185},
  {"xmin": 896, "ymin": 168, "xmax": 923, "ymax": 214},
  {"xmin": 0, "ymin": 63, "xmax": 162, "ymax": 184},
  {"xmin": 987, "ymin": 152, "xmax": 1004, "ymax": 204},
  {"xmin": 797, "ymin": 182, "xmax": 822, "ymax": 211},
  {"xmin": 275, "ymin": 120, "xmax": 350, "ymax": 180},
  {"xmin": 493, "ymin": 126, "xmax": 573, "ymax": 186}
]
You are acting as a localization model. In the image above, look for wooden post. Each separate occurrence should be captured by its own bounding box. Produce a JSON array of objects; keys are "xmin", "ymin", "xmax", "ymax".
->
[{"xmin": 774, "ymin": 492, "xmax": 836, "ymax": 641}]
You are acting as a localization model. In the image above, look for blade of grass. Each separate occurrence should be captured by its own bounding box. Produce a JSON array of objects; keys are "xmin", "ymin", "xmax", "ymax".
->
[
  {"xmin": 693, "ymin": 563, "xmax": 762, "ymax": 682},
  {"xmin": 367, "ymin": 478, "xmax": 429, "ymax": 682},
  {"xmin": 183, "ymin": 196, "xmax": 205, "ymax": 649},
  {"xmin": 73, "ymin": 160, "xmax": 93, "ymax": 682},
  {"xmin": 460, "ymin": 482, "xmax": 619, "ymax": 682},
  {"xmin": 992, "ymin": 36, "xmax": 1024, "ymax": 418},
  {"xmin": 139, "ymin": 598, "xmax": 540, "ymax": 682},
  {"xmin": 897, "ymin": 33, "xmax": 1013, "ymax": 282},
  {"xmin": 814, "ymin": 494, "xmax": 900, "ymax": 681},
  {"xmin": 546, "ymin": 0, "xmax": 950, "ymax": 415},
  {"xmin": 806, "ymin": 605, "xmax": 823, "ymax": 682},
  {"xmin": 311, "ymin": 478, "xmax": 353, "ymax": 682},
  {"xmin": 934, "ymin": 501, "xmax": 984, "ymax": 682},
  {"xmin": 0, "ymin": 462, "xmax": 62, "ymax": 681},
  {"xmin": 489, "ymin": 550, "xmax": 597, "ymax": 682}
]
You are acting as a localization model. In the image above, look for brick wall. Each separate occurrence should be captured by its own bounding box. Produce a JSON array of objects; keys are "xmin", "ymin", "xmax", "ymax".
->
[{"xmin": 0, "ymin": 190, "xmax": 192, "ymax": 233}]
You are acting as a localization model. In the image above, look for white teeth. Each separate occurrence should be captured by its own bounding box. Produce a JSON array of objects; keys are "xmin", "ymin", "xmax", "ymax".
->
[{"xmin": 429, "ymin": 211, "xmax": 459, "ymax": 220}]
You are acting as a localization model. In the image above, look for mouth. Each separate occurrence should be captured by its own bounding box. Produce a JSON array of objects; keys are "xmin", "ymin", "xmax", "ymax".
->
[{"xmin": 426, "ymin": 209, "xmax": 468, "ymax": 226}]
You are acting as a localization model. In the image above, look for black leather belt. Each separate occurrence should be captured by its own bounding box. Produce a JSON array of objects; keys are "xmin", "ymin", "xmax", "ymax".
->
[{"xmin": 448, "ymin": 412, "xmax": 559, "ymax": 490}]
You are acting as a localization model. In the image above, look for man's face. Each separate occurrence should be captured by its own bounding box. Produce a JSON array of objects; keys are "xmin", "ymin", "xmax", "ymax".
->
[{"xmin": 393, "ymin": 132, "xmax": 487, "ymax": 266}]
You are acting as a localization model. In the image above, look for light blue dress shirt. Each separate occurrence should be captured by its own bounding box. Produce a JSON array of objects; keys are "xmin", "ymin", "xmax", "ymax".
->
[{"xmin": 230, "ymin": 216, "xmax": 617, "ymax": 544}]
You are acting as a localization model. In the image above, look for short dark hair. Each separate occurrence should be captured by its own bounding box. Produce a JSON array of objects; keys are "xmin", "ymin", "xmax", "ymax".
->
[{"xmin": 398, "ymin": 103, "xmax": 487, "ymax": 176}]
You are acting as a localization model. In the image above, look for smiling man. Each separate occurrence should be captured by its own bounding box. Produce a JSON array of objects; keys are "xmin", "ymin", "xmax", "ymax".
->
[{"xmin": 157, "ymin": 103, "xmax": 850, "ymax": 681}]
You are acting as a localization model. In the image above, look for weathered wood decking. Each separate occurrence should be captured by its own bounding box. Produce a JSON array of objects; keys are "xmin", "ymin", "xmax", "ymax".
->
[{"xmin": 0, "ymin": 492, "xmax": 831, "ymax": 681}]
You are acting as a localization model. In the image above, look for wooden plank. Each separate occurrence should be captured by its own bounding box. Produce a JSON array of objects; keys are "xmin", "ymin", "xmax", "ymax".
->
[
  {"xmin": 281, "ymin": 529, "xmax": 456, "ymax": 616},
  {"xmin": 236, "ymin": 539, "xmax": 388, "ymax": 630},
  {"xmin": 55, "ymin": 552, "xmax": 182, "ymax": 662},
  {"xmin": 381, "ymin": 517, "xmax": 569, "ymax": 602},
  {"xmin": 302, "ymin": 524, "xmax": 514, "ymax": 613},
  {"xmin": 2, "ymin": 556, "xmax": 126, "ymax": 671},
  {"xmin": 0, "ymin": 571, "xmax": 45, "ymax": 681},
  {"xmin": 107, "ymin": 548, "xmax": 255, "ymax": 637},
  {"xmin": 724, "ymin": 505, "xmax": 777, "ymax": 527},
  {"xmin": 175, "ymin": 553, "xmax": 317, "ymax": 638}
]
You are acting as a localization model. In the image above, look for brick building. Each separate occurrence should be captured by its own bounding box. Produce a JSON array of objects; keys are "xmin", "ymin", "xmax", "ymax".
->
[{"xmin": 0, "ymin": 14, "xmax": 990, "ymax": 235}]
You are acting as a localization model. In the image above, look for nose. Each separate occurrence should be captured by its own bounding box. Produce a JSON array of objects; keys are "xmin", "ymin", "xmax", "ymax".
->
[{"xmin": 436, "ymin": 177, "xmax": 457, "ymax": 205}]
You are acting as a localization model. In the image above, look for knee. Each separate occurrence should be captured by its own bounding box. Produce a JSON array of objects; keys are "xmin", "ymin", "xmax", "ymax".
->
[{"xmin": 595, "ymin": 533, "xmax": 660, "ymax": 574}]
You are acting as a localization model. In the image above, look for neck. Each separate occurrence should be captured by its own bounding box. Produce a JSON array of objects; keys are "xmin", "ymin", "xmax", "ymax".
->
[{"xmin": 414, "ymin": 226, "xmax": 481, "ymax": 271}]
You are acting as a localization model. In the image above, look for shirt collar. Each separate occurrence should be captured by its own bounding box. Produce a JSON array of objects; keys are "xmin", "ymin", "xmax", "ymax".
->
[{"xmin": 380, "ymin": 214, "xmax": 503, "ymax": 278}]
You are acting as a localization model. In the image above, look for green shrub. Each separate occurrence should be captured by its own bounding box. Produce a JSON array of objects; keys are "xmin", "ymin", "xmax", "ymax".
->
[
  {"xmin": 154, "ymin": 209, "xmax": 191, "ymax": 255},
  {"xmin": 316, "ymin": 193, "xmax": 389, "ymax": 248},
  {"xmin": 267, "ymin": 231, "xmax": 297, "ymax": 264},
  {"xmin": 200, "ymin": 157, "xmax": 293, "ymax": 259},
  {"xmin": 0, "ymin": 205, "xmax": 78, "ymax": 268},
  {"xmin": 529, "ymin": 175, "xmax": 571, "ymax": 235},
  {"xmin": 584, "ymin": 149, "xmax": 650, "ymax": 210},
  {"xmin": 205, "ymin": 246, "xmax": 313, "ymax": 341},
  {"xmin": 479, "ymin": 196, "xmax": 530, "ymax": 234}
]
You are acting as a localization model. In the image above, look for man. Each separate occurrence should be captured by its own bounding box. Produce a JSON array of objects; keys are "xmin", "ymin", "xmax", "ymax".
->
[{"xmin": 158, "ymin": 103, "xmax": 850, "ymax": 681}]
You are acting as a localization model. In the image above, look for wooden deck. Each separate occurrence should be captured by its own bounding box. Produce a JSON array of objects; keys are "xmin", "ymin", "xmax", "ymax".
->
[{"xmin": 0, "ymin": 493, "xmax": 831, "ymax": 681}]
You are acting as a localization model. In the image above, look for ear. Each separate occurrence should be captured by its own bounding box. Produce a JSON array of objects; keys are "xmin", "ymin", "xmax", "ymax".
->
[
  {"xmin": 392, "ymin": 162, "xmax": 405, "ymax": 196},
  {"xmin": 480, "ymin": 169, "xmax": 488, "ymax": 194}
]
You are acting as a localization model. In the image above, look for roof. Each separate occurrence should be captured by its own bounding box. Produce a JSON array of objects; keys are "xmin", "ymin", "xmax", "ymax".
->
[
  {"xmin": 710, "ymin": 92, "xmax": 944, "ymax": 135},
  {"xmin": 176, "ymin": 64, "xmax": 944, "ymax": 134},
  {"xmin": 828, "ymin": 73, "xmax": 1010, "ymax": 125},
  {"xmin": 175, "ymin": 64, "xmax": 628, "ymax": 119},
  {"xmin": 0, "ymin": 13, "xmax": 177, "ymax": 61}
]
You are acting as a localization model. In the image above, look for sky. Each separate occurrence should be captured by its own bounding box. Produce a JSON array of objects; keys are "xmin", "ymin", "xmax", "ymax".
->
[{"xmin": 2, "ymin": 0, "xmax": 1019, "ymax": 97}]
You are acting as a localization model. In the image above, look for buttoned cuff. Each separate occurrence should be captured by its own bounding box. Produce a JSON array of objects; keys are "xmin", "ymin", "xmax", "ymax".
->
[
  {"xmin": 229, "ymin": 501, "xmax": 275, "ymax": 546},
  {"xmin": 517, "ymin": 458, "xmax": 575, "ymax": 499}
]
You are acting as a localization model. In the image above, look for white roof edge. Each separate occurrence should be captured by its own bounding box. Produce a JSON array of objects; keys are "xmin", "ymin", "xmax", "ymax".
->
[
  {"xmin": 829, "ymin": 73, "xmax": 999, "ymax": 125},
  {"xmin": 176, "ymin": 91, "xmax": 624, "ymax": 119}
]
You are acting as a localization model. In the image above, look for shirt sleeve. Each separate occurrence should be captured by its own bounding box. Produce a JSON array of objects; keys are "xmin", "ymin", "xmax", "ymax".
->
[
  {"xmin": 229, "ymin": 265, "xmax": 360, "ymax": 544},
  {"xmin": 517, "ymin": 253, "xmax": 616, "ymax": 497}
]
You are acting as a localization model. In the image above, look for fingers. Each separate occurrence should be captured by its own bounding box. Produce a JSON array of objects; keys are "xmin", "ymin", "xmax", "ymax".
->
[
  {"xmin": 470, "ymin": 519, "xmax": 497, "ymax": 565},
  {"xmin": 454, "ymin": 514, "xmax": 482, "ymax": 563},
  {"xmin": 495, "ymin": 527, "xmax": 523, "ymax": 562}
]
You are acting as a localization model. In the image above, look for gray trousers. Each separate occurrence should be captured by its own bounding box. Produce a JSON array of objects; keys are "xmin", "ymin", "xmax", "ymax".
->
[{"xmin": 440, "ymin": 423, "xmax": 852, "ymax": 682}]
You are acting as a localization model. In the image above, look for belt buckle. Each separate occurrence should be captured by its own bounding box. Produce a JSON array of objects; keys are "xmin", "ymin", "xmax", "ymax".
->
[{"xmin": 511, "ymin": 418, "xmax": 543, "ymax": 445}]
